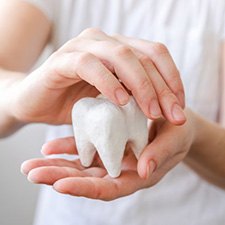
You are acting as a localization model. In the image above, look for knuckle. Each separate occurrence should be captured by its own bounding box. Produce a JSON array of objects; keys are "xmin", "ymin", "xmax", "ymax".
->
[
  {"xmin": 159, "ymin": 149, "xmax": 170, "ymax": 163},
  {"xmin": 139, "ymin": 55, "xmax": 152, "ymax": 65},
  {"xmin": 158, "ymin": 88, "xmax": 172, "ymax": 99},
  {"xmin": 79, "ymin": 27, "xmax": 103, "ymax": 37},
  {"xmin": 167, "ymin": 74, "xmax": 181, "ymax": 90},
  {"xmin": 77, "ymin": 52, "xmax": 95, "ymax": 65},
  {"xmin": 96, "ymin": 40, "xmax": 115, "ymax": 49},
  {"xmin": 93, "ymin": 69, "xmax": 109, "ymax": 85},
  {"xmin": 114, "ymin": 45, "xmax": 132, "ymax": 57},
  {"xmin": 152, "ymin": 148, "xmax": 170, "ymax": 167},
  {"xmin": 166, "ymin": 71, "xmax": 183, "ymax": 92},
  {"xmin": 151, "ymin": 42, "xmax": 168, "ymax": 56},
  {"xmin": 137, "ymin": 78, "xmax": 151, "ymax": 90}
]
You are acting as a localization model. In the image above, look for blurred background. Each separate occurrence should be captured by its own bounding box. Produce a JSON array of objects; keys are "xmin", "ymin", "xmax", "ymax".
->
[
  {"xmin": 0, "ymin": 44, "xmax": 51, "ymax": 225},
  {"xmin": 0, "ymin": 124, "xmax": 46, "ymax": 225},
  {"xmin": 0, "ymin": 124, "xmax": 45, "ymax": 225}
]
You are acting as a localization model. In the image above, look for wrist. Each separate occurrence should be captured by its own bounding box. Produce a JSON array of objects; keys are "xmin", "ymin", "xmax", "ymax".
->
[
  {"xmin": 183, "ymin": 108, "xmax": 200, "ymax": 159},
  {"xmin": 1, "ymin": 72, "xmax": 28, "ymax": 125},
  {"xmin": 0, "ymin": 71, "xmax": 28, "ymax": 137},
  {"xmin": 184, "ymin": 109, "xmax": 213, "ymax": 164}
]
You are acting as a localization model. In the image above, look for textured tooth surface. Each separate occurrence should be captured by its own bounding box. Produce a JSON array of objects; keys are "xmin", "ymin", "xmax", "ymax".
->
[{"xmin": 72, "ymin": 95, "xmax": 148, "ymax": 178}]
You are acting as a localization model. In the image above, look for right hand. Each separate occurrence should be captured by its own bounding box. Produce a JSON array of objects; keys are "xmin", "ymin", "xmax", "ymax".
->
[
  {"xmin": 7, "ymin": 28, "xmax": 186, "ymax": 125},
  {"xmin": 21, "ymin": 109, "xmax": 195, "ymax": 201}
]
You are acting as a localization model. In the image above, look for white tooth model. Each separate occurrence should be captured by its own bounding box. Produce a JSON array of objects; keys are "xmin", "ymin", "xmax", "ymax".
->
[{"xmin": 72, "ymin": 95, "xmax": 148, "ymax": 178}]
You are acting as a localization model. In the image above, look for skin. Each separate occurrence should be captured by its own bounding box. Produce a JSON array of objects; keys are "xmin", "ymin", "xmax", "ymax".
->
[
  {"xmin": 0, "ymin": 0, "xmax": 186, "ymax": 138},
  {"xmin": 21, "ymin": 109, "xmax": 225, "ymax": 201},
  {"xmin": 0, "ymin": 0, "xmax": 224, "ymax": 200}
]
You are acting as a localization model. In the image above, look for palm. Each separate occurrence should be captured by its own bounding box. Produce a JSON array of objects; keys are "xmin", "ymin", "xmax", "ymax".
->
[
  {"xmin": 22, "ymin": 137, "xmax": 151, "ymax": 200},
  {"xmin": 22, "ymin": 117, "xmax": 191, "ymax": 201}
]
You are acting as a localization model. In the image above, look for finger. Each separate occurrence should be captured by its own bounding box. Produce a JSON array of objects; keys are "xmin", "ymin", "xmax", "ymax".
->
[
  {"xmin": 106, "ymin": 41, "xmax": 185, "ymax": 124},
  {"xmin": 145, "ymin": 148, "xmax": 188, "ymax": 187},
  {"xmin": 137, "ymin": 123, "xmax": 185, "ymax": 179},
  {"xmin": 62, "ymin": 29, "xmax": 163, "ymax": 119},
  {"xmin": 21, "ymin": 158, "xmax": 83, "ymax": 175},
  {"xmin": 27, "ymin": 166, "xmax": 87, "ymax": 185},
  {"xmin": 75, "ymin": 40, "xmax": 162, "ymax": 119},
  {"xmin": 140, "ymin": 57, "xmax": 186, "ymax": 125},
  {"xmin": 64, "ymin": 29, "xmax": 163, "ymax": 119},
  {"xmin": 113, "ymin": 35, "xmax": 185, "ymax": 108},
  {"xmin": 53, "ymin": 171, "xmax": 148, "ymax": 201},
  {"xmin": 41, "ymin": 137, "xmax": 78, "ymax": 155},
  {"xmin": 45, "ymin": 51, "xmax": 130, "ymax": 106},
  {"xmin": 109, "ymin": 36, "xmax": 185, "ymax": 124}
]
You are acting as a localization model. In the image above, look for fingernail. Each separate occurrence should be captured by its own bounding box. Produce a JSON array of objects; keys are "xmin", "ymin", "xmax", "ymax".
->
[
  {"xmin": 149, "ymin": 99, "xmax": 162, "ymax": 119},
  {"xmin": 172, "ymin": 104, "xmax": 186, "ymax": 122},
  {"xmin": 27, "ymin": 177, "xmax": 35, "ymax": 183},
  {"xmin": 27, "ymin": 173, "xmax": 36, "ymax": 183},
  {"xmin": 146, "ymin": 160, "xmax": 156, "ymax": 179},
  {"xmin": 20, "ymin": 161, "xmax": 29, "ymax": 175},
  {"xmin": 177, "ymin": 92, "xmax": 185, "ymax": 108},
  {"xmin": 41, "ymin": 144, "xmax": 46, "ymax": 155},
  {"xmin": 20, "ymin": 166, "xmax": 27, "ymax": 175},
  {"xmin": 41, "ymin": 143, "xmax": 48, "ymax": 155},
  {"xmin": 115, "ymin": 88, "xmax": 129, "ymax": 105}
]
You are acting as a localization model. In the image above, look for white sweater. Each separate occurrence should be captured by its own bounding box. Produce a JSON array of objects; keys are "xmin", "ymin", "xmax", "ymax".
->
[{"xmin": 24, "ymin": 1, "xmax": 225, "ymax": 225}]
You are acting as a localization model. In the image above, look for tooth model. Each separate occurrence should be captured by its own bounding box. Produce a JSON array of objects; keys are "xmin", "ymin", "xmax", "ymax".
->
[{"xmin": 72, "ymin": 95, "xmax": 148, "ymax": 178}]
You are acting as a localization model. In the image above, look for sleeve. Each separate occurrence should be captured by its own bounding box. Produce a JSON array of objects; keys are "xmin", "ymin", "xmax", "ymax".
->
[{"xmin": 22, "ymin": 0, "xmax": 55, "ymax": 22}]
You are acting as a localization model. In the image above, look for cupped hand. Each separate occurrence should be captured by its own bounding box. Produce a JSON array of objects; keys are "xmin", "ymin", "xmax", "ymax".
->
[
  {"xmin": 21, "ymin": 109, "xmax": 194, "ymax": 201},
  {"xmin": 8, "ymin": 28, "xmax": 185, "ymax": 125}
]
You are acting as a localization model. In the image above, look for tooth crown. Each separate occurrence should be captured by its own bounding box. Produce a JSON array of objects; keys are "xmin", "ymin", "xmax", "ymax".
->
[{"xmin": 72, "ymin": 96, "xmax": 148, "ymax": 178}]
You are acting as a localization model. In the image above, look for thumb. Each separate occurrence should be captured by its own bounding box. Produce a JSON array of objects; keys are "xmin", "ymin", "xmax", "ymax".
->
[{"xmin": 137, "ymin": 123, "xmax": 179, "ymax": 179}]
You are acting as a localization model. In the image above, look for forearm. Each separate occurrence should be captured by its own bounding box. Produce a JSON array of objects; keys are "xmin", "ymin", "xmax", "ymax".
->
[
  {"xmin": 0, "ymin": 1, "xmax": 51, "ymax": 137},
  {"xmin": 0, "ymin": 68, "xmax": 27, "ymax": 137},
  {"xmin": 184, "ymin": 110, "xmax": 225, "ymax": 189}
]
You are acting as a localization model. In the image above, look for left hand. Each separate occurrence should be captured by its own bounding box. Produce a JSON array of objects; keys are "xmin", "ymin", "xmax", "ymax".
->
[
  {"xmin": 9, "ymin": 30, "xmax": 186, "ymax": 126},
  {"xmin": 21, "ymin": 109, "xmax": 195, "ymax": 201}
]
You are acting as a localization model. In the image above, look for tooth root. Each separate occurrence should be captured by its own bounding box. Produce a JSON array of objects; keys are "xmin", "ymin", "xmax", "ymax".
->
[
  {"xmin": 132, "ymin": 143, "xmax": 143, "ymax": 159},
  {"xmin": 94, "ymin": 142, "xmax": 125, "ymax": 178},
  {"xmin": 72, "ymin": 96, "xmax": 149, "ymax": 178},
  {"xmin": 104, "ymin": 160, "xmax": 122, "ymax": 178},
  {"xmin": 77, "ymin": 141, "xmax": 96, "ymax": 167}
]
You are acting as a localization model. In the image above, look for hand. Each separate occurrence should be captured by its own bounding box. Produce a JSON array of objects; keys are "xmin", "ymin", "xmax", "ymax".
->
[
  {"xmin": 21, "ymin": 109, "xmax": 195, "ymax": 201},
  {"xmin": 7, "ymin": 28, "xmax": 185, "ymax": 125}
]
